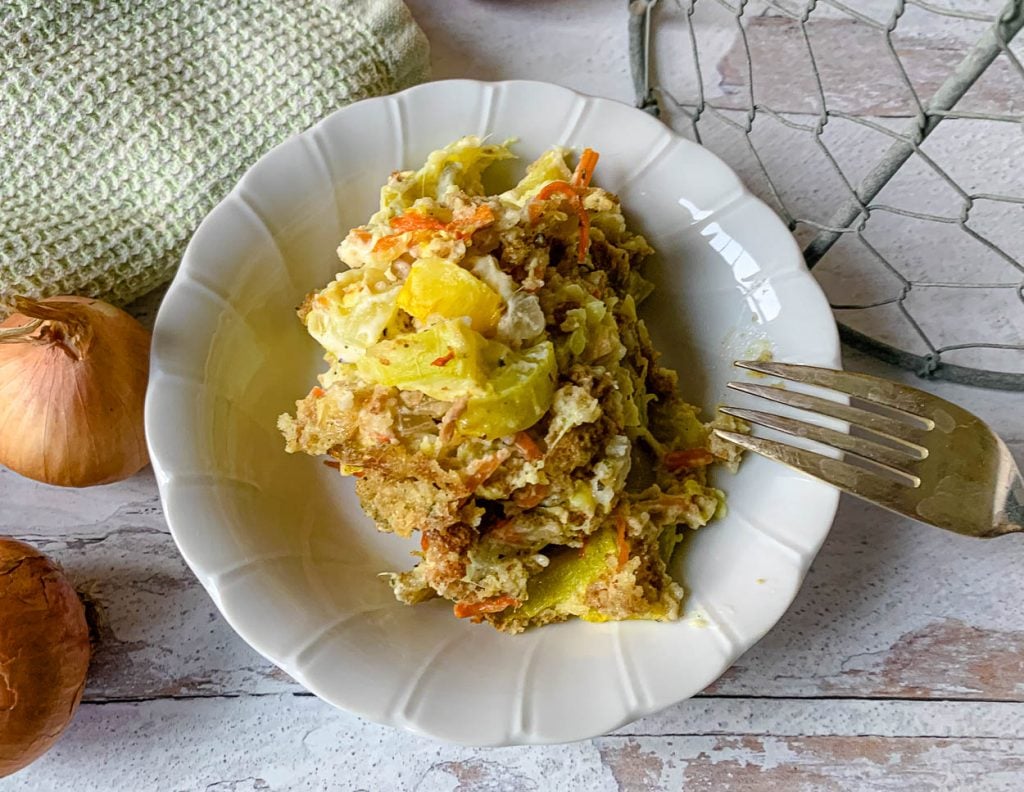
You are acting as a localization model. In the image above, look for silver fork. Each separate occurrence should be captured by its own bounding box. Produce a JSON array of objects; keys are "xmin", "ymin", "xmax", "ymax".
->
[{"xmin": 714, "ymin": 361, "xmax": 1023, "ymax": 537}]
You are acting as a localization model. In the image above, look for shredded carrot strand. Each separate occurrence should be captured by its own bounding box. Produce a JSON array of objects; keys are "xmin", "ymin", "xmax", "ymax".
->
[
  {"xmin": 513, "ymin": 484, "xmax": 550, "ymax": 509},
  {"xmin": 513, "ymin": 431, "xmax": 543, "ymax": 461},
  {"xmin": 571, "ymin": 148, "xmax": 599, "ymax": 189},
  {"xmin": 389, "ymin": 211, "xmax": 447, "ymax": 233},
  {"xmin": 577, "ymin": 211, "xmax": 590, "ymax": 265},
  {"xmin": 310, "ymin": 386, "xmax": 325, "ymax": 399},
  {"xmin": 420, "ymin": 533, "xmax": 429, "ymax": 552},
  {"xmin": 372, "ymin": 221, "xmax": 445, "ymax": 255},
  {"xmin": 616, "ymin": 513, "xmax": 630, "ymax": 570},
  {"xmin": 322, "ymin": 459, "xmax": 340, "ymax": 470},
  {"xmin": 528, "ymin": 180, "xmax": 578, "ymax": 223},
  {"xmin": 431, "ymin": 348, "xmax": 456, "ymax": 367},
  {"xmin": 463, "ymin": 452, "xmax": 507, "ymax": 491},
  {"xmin": 489, "ymin": 517, "xmax": 514, "ymax": 535},
  {"xmin": 453, "ymin": 595, "xmax": 519, "ymax": 619},
  {"xmin": 371, "ymin": 234, "xmax": 403, "ymax": 254},
  {"xmin": 663, "ymin": 448, "xmax": 715, "ymax": 473},
  {"xmin": 375, "ymin": 206, "xmax": 496, "ymax": 253},
  {"xmin": 535, "ymin": 179, "xmax": 578, "ymax": 203},
  {"xmin": 527, "ymin": 180, "xmax": 592, "ymax": 263},
  {"xmin": 451, "ymin": 204, "xmax": 495, "ymax": 238}
]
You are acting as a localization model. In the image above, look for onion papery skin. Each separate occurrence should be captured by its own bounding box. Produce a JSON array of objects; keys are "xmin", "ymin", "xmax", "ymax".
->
[
  {"xmin": 0, "ymin": 537, "xmax": 91, "ymax": 778},
  {"xmin": 0, "ymin": 297, "xmax": 150, "ymax": 487}
]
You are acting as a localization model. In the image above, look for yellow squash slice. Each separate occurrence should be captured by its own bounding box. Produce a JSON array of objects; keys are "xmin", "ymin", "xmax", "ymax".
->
[
  {"xmin": 397, "ymin": 257, "xmax": 502, "ymax": 335},
  {"xmin": 355, "ymin": 319, "xmax": 489, "ymax": 401},
  {"xmin": 458, "ymin": 341, "xmax": 557, "ymax": 439},
  {"xmin": 304, "ymin": 269, "xmax": 401, "ymax": 362}
]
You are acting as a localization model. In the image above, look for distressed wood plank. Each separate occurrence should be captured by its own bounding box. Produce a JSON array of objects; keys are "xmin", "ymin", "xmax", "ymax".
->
[
  {"xmin": 597, "ymin": 735, "xmax": 1024, "ymax": 792},
  {"xmin": 7, "ymin": 0, "xmax": 1023, "ymax": 786},
  {"xmin": 405, "ymin": 0, "xmax": 634, "ymax": 103},
  {"xmin": 706, "ymin": 497, "xmax": 1024, "ymax": 700},
  {"xmin": 707, "ymin": 352, "xmax": 1024, "ymax": 701},
  {"xmin": 649, "ymin": 2, "xmax": 1024, "ymax": 376},
  {"xmin": 619, "ymin": 698, "xmax": 1024, "ymax": 740},
  {"xmin": 1, "ymin": 353, "xmax": 1022, "ymax": 705},
  {"xmin": 8, "ymin": 696, "xmax": 617, "ymax": 792},
  {"xmin": 0, "ymin": 467, "xmax": 294, "ymax": 700},
  {"xmin": 9, "ymin": 695, "xmax": 1024, "ymax": 791},
  {"xmin": 652, "ymin": 1, "xmax": 1021, "ymax": 118},
  {"xmin": 714, "ymin": 16, "xmax": 1021, "ymax": 117}
]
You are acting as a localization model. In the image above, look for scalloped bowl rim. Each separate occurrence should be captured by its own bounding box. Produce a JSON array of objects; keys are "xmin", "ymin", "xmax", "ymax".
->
[{"xmin": 146, "ymin": 79, "xmax": 841, "ymax": 745}]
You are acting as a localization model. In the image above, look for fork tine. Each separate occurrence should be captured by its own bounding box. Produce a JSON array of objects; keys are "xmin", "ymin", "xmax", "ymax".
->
[
  {"xmin": 726, "ymin": 381, "xmax": 928, "ymax": 445},
  {"xmin": 735, "ymin": 360, "xmax": 935, "ymax": 424},
  {"xmin": 713, "ymin": 430, "xmax": 918, "ymax": 514},
  {"xmin": 719, "ymin": 406, "xmax": 924, "ymax": 480}
]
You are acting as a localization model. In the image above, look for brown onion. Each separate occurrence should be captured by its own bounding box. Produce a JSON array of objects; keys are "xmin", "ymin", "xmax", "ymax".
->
[
  {"xmin": 0, "ymin": 296, "xmax": 150, "ymax": 487},
  {"xmin": 0, "ymin": 537, "xmax": 91, "ymax": 778}
]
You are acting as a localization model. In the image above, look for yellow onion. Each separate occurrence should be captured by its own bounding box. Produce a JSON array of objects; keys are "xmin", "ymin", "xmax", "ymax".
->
[
  {"xmin": 0, "ymin": 296, "xmax": 150, "ymax": 487},
  {"xmin": 0, "ymin": 537, "xmax": 91, "ymax": 778}
]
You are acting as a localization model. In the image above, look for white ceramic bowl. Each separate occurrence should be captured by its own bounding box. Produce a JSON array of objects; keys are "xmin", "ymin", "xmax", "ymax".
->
[{"xmin": 146, "ymin": 79, "xmax": 841, "ymax": 745}]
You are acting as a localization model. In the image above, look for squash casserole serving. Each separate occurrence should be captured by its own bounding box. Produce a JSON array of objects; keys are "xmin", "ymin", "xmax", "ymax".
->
[{"xmin": 279, "ymin": 137, "xmax": 741, "ymax": 632}]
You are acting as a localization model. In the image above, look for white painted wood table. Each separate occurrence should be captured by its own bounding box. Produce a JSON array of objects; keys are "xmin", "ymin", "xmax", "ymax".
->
[{"xmin": 5, "ymin": 2, "xmax": 1024, "ymax": 789}]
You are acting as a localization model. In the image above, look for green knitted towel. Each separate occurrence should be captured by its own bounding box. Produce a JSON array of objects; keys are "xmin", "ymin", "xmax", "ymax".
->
[{"xmin": 0, "ymin": 0, "xmax": 429, "ymax": 314}]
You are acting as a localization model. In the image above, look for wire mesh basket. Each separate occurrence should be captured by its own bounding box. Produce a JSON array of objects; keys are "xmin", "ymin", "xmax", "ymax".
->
[{"xmin": 630, "ymin": 0, "xmax": 1024, "ymax": 390}]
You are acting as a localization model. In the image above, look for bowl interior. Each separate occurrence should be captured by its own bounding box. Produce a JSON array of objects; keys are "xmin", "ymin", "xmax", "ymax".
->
[{"xmin": 147, "ymin": 80, "xmax": 840, "ymax": 745}]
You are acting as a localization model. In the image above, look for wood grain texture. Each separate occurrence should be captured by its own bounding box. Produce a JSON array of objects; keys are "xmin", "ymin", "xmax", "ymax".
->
[
  {"xmin": 4, "ymin": 1, "xmax": 1024, "ymax": 785},
  {"xmin": 1, "ymin": 471, "xmax": 294, "ymax": 701},
  {"xmin": 715, "ymin": 17, "xmax": 1021, "ymax": 116},
  {"xmin": 706, "ymin": 352, "xmax": 1024, "ymax": 701},
  {"xmin": 1, "ymin": 354, "xmax": 1021, "ymax": 708},
  {"xmin": 8, "ymin": 696, "xmax": 1024, "ymax": 791},
  {"xmin": 648, "ymin": 0, "xmax": 1024, "ymax": 375},
  {"xmin": 600, "ymin": 736, "xmax": 1024, "ymax": 792},
  {"xmin": 4, "ymin": 354, "xmax": 1019, "ymax": 709}
]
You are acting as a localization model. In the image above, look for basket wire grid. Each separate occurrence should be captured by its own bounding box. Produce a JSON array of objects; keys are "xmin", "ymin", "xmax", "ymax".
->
[{"xmin": 629, "ymin": 0, "xmax": 1024, "ymax": 390}]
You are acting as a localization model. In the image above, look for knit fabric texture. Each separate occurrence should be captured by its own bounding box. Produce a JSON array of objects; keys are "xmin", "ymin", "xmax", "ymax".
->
[{"xmin": 0, "ymin": 0, "xmax": 429, "ymax": 313}]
